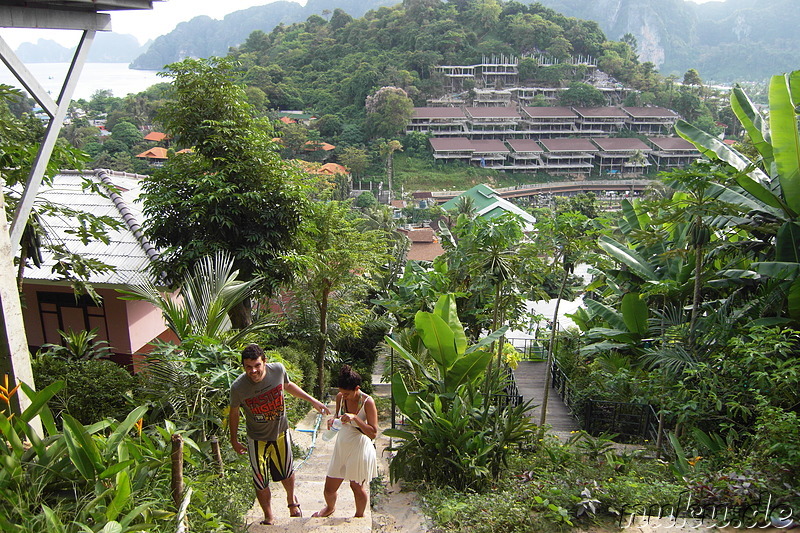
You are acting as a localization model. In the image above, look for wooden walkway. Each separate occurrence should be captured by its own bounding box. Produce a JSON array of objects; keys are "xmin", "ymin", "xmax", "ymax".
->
[{"xmin": 513, "ymin": 360, "xmax": 579, "ymax": 438}]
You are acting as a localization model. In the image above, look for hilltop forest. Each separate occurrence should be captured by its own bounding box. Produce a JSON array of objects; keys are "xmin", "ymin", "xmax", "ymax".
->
[
  {"xmin": 228, "ymin": 0, "xmax": 659, "ymax": 117},
  {"xmin": 52, "ymin": 0, "xmax": 732, "ymax": 184}
]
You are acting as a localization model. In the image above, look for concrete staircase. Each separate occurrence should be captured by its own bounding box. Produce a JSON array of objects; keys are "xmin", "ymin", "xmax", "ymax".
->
[{"xmin": 245, "ymin": 400, "xmax": 372, "ymax": 532}]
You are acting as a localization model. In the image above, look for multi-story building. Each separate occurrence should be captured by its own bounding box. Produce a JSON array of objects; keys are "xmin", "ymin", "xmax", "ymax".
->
[
  {"xmin": 592, "ymin": 137, "xmax": 653, "ymax": 175},
  {"xmin": 538, "ymin": 138, "xmax": 598, "ymax": 176},
  {"xmin": 624, "ymin": 107, "xmax": 680, "ymax": 134},
  {"xmin": 463, "ymin": 106, "xmax": 522, "ymax": 139},
  {"xmin": 506, "ymin": 139, "xmax": 544, "ymax": 170},
  {"xmin": 407, "ymin": 107, "xmax": 467, "ymax": 136},
  {"xmin": 573, "ymin": 107, "xmax": 629, "ymax": 135},
  {"xmin": 647, "ymin": 136, "xmax": 703, "ymax": 170},
  {"xmin": 519, "ymin": 106, "xmax": 579, "ymax": 137}
]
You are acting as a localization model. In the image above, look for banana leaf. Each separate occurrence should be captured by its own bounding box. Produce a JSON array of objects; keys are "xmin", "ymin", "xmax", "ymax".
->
[
  {"xmin": 598, "ymin": 235, "xmax": 658, "ymax": 281},
  {"xmin": 414, "ymin": 311, "xmax": 456, "ymax": 370},
  {"xmin": 770, "ymin": 72, "xmax": 800, "ymax": 215},
  {"xmin": 676, "ymin": 120, "xmax": 770, "ymax": 183},
  {"xmin": 432, "ymin": 293, "xmax": 467, "ymax": 355},
  {"xmin": 583, "ymin": 299, "xmax": 627, "ymax": 331},
  {"xmin": 731, "ymin": 84, "xmax": 773, "ymax": 164},
  {"xmin": 621, "ymin": 293, "xmax": 648, "ymax": 336}
]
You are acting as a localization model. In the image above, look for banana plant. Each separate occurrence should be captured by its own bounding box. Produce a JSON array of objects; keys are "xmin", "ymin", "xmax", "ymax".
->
[
  {"xmin": 676, "ymin": 71, "xmax": 800, "ymax": 320},
  {"xmin": 385, "ymin": 293, "xmax": 506, "ymax": 421}
]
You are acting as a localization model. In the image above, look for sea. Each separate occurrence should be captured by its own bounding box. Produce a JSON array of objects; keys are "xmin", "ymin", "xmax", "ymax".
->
[{"xmin": 0, "ymin": 62, "xmax": 163, "ymax": 101}]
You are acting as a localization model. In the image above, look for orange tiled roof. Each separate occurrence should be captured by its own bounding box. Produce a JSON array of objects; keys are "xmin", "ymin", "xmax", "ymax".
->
[
  {"xmin": 305, "ymin": 141, "xmax": 336, "ymax": 151},
  {"xmin": 144, "ymin": 131, "xmax": 167, "ymax": 142},
  {"xmin": 318, "ymin": 163, "xmax": 348, "ymax": 175},
  {"xmin": 279, "ymin": 116, "xmax": 296, "ymax": 124},
  {"xmin": 293, "ymin": 161, "xmax": 348, "ymax": 175},
  {"xmin": 135, "ymin": 147, "xmax": 168, "ymax": 160}
]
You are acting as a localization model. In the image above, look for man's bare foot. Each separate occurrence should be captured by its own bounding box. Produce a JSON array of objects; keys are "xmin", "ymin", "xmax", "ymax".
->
[
  {"xmin": 259, "ymin": 517, "xmax": 273, "ymax": 525},
  {"xmin": 311, "ymin": 506, "xmax": 334, "ymax": 518}
]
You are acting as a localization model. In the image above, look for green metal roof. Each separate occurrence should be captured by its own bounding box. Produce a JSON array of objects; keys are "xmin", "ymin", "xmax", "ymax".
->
[{"xmin": 440, "ymin": 184, "xmax": 500, "ymax": 211}]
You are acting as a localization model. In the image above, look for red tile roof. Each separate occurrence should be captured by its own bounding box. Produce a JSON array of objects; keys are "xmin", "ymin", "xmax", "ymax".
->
[
  {"xmin": 135, "ymin": 147, "xmax": 168, "ymax": 159},
  {"xmin": 407, "ymin": 241, "xmax": 446, "ymax": 261},
  {"xmin": 296, "ymin": 161, "xmax": 349, "ymax": 175},
  {"xmin": 398, "ymin": 227, "xmax": 445, "ymax": 261},
  {"xmin": 319, "ymin": 162, "xmax": 347, "ymax": 174},
  {"xmin": 144, "ymin": 131, "xmax": 167, "ymax": 141},
  {"xmin": 305, "ymin": 141, "xmax": 336, "ymax": 151}
]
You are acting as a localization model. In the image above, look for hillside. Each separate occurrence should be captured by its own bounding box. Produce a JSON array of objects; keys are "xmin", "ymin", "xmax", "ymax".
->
[
  {"xmin": 130, "ymin": 0, "xmax": 397, "ymax": 70},
  {"xmin": 126, "ymin": 0, "xmax": 798, "ymax": 82},
  {"xmin": 223, "ymin": 0, "xmax": 649, "ymax": 118}
]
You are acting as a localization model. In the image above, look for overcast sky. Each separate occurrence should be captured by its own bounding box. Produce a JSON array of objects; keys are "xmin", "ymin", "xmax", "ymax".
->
[
  {"xmin": 1, "ymin": 0, "xmax": 304, "ymax": 49},
  {"xmin": 1, "ymin": 0, "xmax": 719, "ymax": 50}
]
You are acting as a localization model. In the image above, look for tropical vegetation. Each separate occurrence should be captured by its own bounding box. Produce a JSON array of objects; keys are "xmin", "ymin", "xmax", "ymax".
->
[{"xmin": 4, "ymin": 0, "xmax": 800, "ymax": 531}]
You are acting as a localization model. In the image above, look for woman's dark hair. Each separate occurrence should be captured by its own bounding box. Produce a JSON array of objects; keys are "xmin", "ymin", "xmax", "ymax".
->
[{"xmin": 337, "ymin": 364, "xmax": 362, "ymax": 390}]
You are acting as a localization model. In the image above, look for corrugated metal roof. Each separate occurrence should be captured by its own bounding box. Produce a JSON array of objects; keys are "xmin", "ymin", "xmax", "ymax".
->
[
  {"xmin": 624, "ymin": 106, "xmax": 679, "ymax": 118},
  {"xmin": 464, "ymin": 106, "xmax": 521, "ymax": 119},
  {"xmin": 647, "ymin": 136, "xmax": 697, "ymax": 150},
  {"xmin": 430, "ymin": 137, "xmax": 474, "ymax": 151},
  {"xmin": 521, "ymin": 106, "xmax": 577, "ymax": 118},
  {"xmin": 471, "ymin": 139, "xmax": 510, "ymax": 153},
  {"xmin": 573, "ymin": 107, "xmax": 628, "ymax": 118},
  {"xmin": 592, "ymin": 137, "xmax": 652, "ymax": 151},
  {"xmin": 507, "ymin": 139, "xmax": 543, "ymax": 153},
  {"xmin": 413, "ymin": 107, "xmax": 467, "ymax": 119},
  {"xmin": 540, "ymin": 138, "xmax": 599, "ymax": 152},
  {"xmin": 22, "ymin": 170, "xmax": 159, "ymax": 287}
]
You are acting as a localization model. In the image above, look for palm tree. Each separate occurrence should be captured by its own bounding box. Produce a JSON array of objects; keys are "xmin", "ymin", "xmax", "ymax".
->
[{"xmin": 120, "ymin": 251, "xmax": 270, "ymax": 346}]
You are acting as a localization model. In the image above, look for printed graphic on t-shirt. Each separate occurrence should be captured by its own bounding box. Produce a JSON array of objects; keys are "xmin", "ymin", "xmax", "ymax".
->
[{"xmin": 244, "ymin": 384, "xmax": 284, "ymax": 423}]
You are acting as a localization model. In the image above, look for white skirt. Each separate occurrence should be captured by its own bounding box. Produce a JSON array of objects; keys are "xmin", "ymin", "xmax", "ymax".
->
[{"xmin": 326, "ymin": 424, "xmax": 378, "ymax": 485}]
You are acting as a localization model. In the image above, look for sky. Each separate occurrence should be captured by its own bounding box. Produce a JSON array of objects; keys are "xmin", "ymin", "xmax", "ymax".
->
[
  {"xmin": 1, "ymin": 0, "xmax": 305, "ymax": 49},
  {"xmin": 1, "ymin": 0, "xmax": 718, "ymax": 50}
]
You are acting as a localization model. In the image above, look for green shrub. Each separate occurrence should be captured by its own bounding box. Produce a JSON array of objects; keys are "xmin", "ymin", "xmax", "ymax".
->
[
  {"xmin": 272, "ymin": 345, "xmax": 316, "ymax": 393},
  {"xmin": 32, "ymin": 358, "xmax": 136, "ymax": 425}
]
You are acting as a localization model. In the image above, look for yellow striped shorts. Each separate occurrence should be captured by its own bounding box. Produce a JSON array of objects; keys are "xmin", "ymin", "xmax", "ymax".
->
[{"xmin": 247, "ymin": 431, "xmax": 294, "ymax": 490}]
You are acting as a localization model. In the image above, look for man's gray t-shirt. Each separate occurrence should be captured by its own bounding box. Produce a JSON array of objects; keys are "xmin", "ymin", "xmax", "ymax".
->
[{"xmin": 230, "ymin": 362, "xmax": 289, "ymax": 442}]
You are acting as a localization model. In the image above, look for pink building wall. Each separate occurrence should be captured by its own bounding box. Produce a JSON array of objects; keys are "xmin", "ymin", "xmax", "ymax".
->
[{"xmin": 21, "ymin": 283, "xmax": 169, "ymax": 356}]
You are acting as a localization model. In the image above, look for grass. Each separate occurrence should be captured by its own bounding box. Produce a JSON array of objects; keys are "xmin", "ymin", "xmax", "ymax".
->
[
  {"xmin": 394, "ymin": 154, "xmax": 517, "ymax": 191},
  {"xmin": 393, "ymin": 154, "xmax": 630, "ymax": 192}
]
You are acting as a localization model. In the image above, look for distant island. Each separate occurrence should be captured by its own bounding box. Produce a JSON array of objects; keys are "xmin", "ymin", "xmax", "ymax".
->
[{"xmin": 15, "ymin": 32, "xmax": 150, "ymax": 63}]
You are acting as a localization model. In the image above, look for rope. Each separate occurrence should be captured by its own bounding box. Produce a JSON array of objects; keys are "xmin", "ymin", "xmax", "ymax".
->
[{"xmin": 292, "ymin": 412, "xmax": 323, "ymax": 471}]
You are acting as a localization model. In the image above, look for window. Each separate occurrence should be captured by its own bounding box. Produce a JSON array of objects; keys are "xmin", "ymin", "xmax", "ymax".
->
[{"xmin": 37, "ymin": 292, "xmax": 109, "ymax": 346}]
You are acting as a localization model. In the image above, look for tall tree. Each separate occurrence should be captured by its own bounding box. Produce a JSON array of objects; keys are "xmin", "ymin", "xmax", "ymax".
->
[
  {"xmin": 286, "ymin": 200, "xmax": 387, "ymax": 397},
  {"xmin": 139, "ymin": 58, "xmax": 306, "ymax": 328},
  {"xmin": 365, "ymin": 86, "xmax": 414, "ymax": 140}
]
